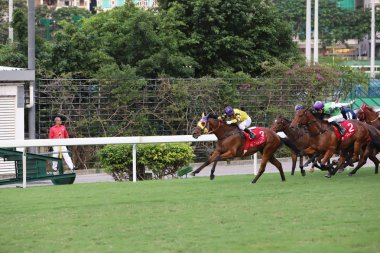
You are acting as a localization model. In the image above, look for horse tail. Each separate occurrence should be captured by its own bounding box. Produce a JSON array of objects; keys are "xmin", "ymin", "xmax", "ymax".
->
[{"xmin": 280, "ymin": 137, "xmax": 300, "ymax": 153}]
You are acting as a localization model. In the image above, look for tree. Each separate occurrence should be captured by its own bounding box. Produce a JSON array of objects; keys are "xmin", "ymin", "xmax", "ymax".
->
[
  {"xmin": 274, "ymin": 0, "xmax": 372, "ymax": 46},
  {"xmin": 55, "ymin": 4, "xmax": 197, "ymax": 78},
  {"xmin": 52, "ymin": 6, "xmax": 92, "ymax": 23},
  {"xmin": 166, "ymin": 0, "xmax": 299, "ymax": 76},
  {"xmin": 0, "ymin": 0, "xmax": 27, "ymax": 44}
]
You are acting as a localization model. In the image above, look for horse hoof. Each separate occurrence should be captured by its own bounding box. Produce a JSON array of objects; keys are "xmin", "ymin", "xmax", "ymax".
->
[
  {"xmin": 210, "ymin": 175, "xmax": 215, "ymax": 180},
  {"xmin": 301, "ymin": 171, "xmax": 306, "ymax": 177},
  {"xmin": 251, "ymin": 180, "xmax": 257, "ymax": 184},
  {"xmin": 325, "ymin": 174, "xmax": 331, "ymax": 178},
  {"xmin": 190, "ymin": 172, "xmax": 196, "ymax": 176},
  {"xmin": 348, "ymin": 173, "xmax": 353, "ymax": 177}
]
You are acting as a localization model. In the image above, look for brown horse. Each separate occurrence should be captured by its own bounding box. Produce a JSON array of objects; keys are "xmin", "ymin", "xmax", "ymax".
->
[
  {"xmin": 348, "ymin": 124, "xmax": 380, "ymax": 175},
  {"xmin": 356, "ymin": 104, "xmax": 380, "ymax": 129},
  {"xmin": 270, "ymin": 115, "xmax": 309, "ymax": 176},
  {"xmin": 191, "ymin": 113, "xmax": 285, "ymax": 183},
  {"xmin": 290, "ymin": 108, "xmax": 370, "ymax": 177}
]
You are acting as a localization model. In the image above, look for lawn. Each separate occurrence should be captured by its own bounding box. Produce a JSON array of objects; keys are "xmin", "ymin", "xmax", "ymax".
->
[{"xmin": 0, "ymin": 169, "xmax": 379, "ymax": 253}]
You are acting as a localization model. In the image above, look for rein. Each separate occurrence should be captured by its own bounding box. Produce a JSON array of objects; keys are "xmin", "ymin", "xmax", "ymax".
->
[
  {"xmin": 207, "ymin": 119, "xmax": 241, "ymax": 140},
  {"xmin": 299, "ymin": 112, "xmax": 328, "ymax": 136},
  {"xmin": 281, "ymin": 119, "xmax": 305, "ymax": 141},
  {"xmin": 207, "ymin": 120, "xmax": 221, "ymax": 135}
]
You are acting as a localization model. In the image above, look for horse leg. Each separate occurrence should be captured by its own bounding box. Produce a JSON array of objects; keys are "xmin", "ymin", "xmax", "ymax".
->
[
  {"xmin": 348, "ymin": 157, "xmax": 367, "ymax": 176},
  {"xmin": 210, "ymin": 150, "xmax": 236, "ymax": 180},
  {"xmin": 299, "ymin": 155, "xmax": 306, "ymax": 176},
  {"xmin": 210, "ymin": 160, "xmax": 219, "ymax": 180},
  {"xmin": 320, "ymin": 150, "xmax": 335, "ymax": 178},
  {"xmin": 191, "ymin": 151, "xmax": 220, "ymax": 176},
  {"xmin": 269, "ymin": 155, "xmax": 286, "ymax": 182},
  {"xmin": 291, "ymin": 152, "xmax": 297, "ymax": 176},
  {"xmin": 251, "ymin": 152, "xmax": 270, "ymax": 184},
  {"xmin": 303, "ymin": 152, "xmax": 319, "ymax": 167},
  {"xmin": 372, "ymin": 151, "xmax": 380, "ymax": 174},
  {"xmin": 372, "ymin": 154, "xmax": 379, "ymax": 174}
]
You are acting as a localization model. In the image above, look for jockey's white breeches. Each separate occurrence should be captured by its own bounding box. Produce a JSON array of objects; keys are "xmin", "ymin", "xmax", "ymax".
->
[
  {"xmin": 238, "ymin": 117, "xmax": 252, "ymax": 130},
  {"xmin": 328, "ymin": 115, "xmax": 344, "ymax": 123}
]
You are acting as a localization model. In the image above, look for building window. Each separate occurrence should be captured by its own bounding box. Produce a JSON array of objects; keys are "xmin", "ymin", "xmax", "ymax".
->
[
  {"xmin": 115, "ymin": 0, "xmax": 124, "ymax": 6},
  {"xmin": 102, "ymin": 0, "xmax": 111, "ymax": 8}
]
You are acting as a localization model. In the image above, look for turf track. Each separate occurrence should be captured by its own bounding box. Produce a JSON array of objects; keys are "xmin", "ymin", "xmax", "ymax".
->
[{"xmin": 0, "ymin": 169, "xmax": 379, "ymax": 253}]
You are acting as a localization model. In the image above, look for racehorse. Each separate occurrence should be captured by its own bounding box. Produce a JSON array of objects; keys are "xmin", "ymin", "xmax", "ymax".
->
[
  {"xmin": 348, "ymin": 124, "xmax": 380, "ymax": 175},
  {"xmin": 290, "ymin": 108, "xmax": 370, "ymax": 177},
  {"xmin": 356, "ymin": 103, "xmax": 380, "ymax": 129},
  {"xmin": 270, "ymin": 116, "xmax": 308, "ymax": 176},
  {"xmin": 191, "ymin": 113, "xmax": 286, "ymax": 183}
]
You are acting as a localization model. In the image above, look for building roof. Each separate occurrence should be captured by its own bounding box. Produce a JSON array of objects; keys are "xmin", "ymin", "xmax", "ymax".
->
[{"xmin": 0, "ymin": 66, "xmax": 35, "ymax": 81}]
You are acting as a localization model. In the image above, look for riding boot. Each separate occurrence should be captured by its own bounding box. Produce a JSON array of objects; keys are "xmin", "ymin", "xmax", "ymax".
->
[
  {"xmin": 332, "ymin": 121, "xmax": 345, "ymax": 135},
  {"xmin": 244, "ymin": 128, "xmax": 256, "ymax": 140}
]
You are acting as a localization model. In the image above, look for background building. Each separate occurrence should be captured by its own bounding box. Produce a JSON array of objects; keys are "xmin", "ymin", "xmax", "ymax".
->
[{"xmin": 97, "ymin": 0, "xmax": 157, "ymax": 10}]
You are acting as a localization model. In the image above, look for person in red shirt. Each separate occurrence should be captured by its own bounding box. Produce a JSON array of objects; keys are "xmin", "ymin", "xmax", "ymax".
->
[{"xmin": 49, "ymin": 117, "xmax": 75, "ymax": 172}]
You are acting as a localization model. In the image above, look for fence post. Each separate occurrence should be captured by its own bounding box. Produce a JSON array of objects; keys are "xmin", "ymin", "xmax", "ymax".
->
[
  {"xmin": 132, "ymin": 144, "xmax": 137, "ymax": 182},
  {"xmin": 253, "ymin": 153, "xmax": 257, "ymax": 175},
  {"xmin": 22, "ymin": 147, "xmax": 27, "ymax": 188}
]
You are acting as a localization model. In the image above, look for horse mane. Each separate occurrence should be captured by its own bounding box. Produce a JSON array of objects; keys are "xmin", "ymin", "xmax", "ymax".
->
[
  {"xmin": 365, "ymin": 105, "xmax": 376, "ymax": 114},
  {"xmin": 278, "ymin": 115, "xmax": 291, "ymax": 124},
  {"xmin": 206, "ymin": 113, "xmax": 219, "ymax": 119}
]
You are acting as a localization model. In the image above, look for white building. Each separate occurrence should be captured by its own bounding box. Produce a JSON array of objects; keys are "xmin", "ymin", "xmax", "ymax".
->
[{"xmin": 97, "ymin": 0, "xmax": 157, "ymax": 11}]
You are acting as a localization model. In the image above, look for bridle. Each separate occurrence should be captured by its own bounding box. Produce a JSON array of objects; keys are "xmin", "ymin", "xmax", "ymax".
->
[
  {"xmin": 198, "ymin": 117, "xmax": 221, "ymax": 135},
  {"xmin": 280, "ymin": 118, "xmax": 306, "ymax": 140},
  {"xmin": 295, "ymin": 109, "xmax": 328, "ymax": 136},
  {"xmin": 198, "ymin": 117, "xmax": 240, "ymax": 140}
]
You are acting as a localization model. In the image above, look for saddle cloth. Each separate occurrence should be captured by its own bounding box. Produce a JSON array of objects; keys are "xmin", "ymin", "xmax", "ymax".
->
[
  {"xmin": 243, "ymin": 127, "xmax": 266, "ymax": 152},
  {"xmin": 333, "ymin": 120, "xmax": 356, "ymax": 140}
]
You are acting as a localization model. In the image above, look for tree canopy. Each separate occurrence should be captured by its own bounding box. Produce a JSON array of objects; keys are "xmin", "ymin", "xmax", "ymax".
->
[{"xmin": 1, "ymin": 0, "xmax": 300, "ymax": 78}]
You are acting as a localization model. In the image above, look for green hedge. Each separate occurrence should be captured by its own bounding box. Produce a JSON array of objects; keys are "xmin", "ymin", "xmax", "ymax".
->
[{"xmin": 98, "ymin": 143, "xmax": 194, "ymax": 181}]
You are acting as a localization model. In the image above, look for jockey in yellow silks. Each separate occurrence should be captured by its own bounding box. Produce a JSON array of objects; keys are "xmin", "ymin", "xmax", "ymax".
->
[{"xmin": 223, "ymin": 106, "xmax": 256, "ymax": 140}]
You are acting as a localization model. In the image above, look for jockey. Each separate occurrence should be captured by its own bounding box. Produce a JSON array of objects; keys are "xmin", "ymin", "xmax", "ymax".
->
[
  {"xmin": 295, "ymin": 104, "xmax": 304, "ymax": 111},
  {"xmin": 223, "ymin": 106, "xmax": 256, "ymax": 140},
  {"xmin": 340, "ymin": 105, "xmax": 357, "ymax": 120},
  {"xmin": 313, "ymin": 100, "xmax": 355, "ymax": 135}
]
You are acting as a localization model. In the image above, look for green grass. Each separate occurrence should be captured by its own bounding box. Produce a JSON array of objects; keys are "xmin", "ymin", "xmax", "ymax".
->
[{"xmin": 0, "ymin": 169, "xmax": 380, "ymax": 253}]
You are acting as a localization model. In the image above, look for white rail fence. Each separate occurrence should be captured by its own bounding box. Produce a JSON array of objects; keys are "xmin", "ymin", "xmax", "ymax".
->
[{"xmin": 0, "ymin": 135, "xmax": 258, "ymax": 188}]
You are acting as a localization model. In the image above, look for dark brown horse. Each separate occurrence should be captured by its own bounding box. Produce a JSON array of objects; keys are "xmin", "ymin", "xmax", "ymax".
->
[
  {"xmin": 290, "ymin": 108, "xmax": 370, "ymax": 177},
  {"xmin": 270, "ymin": 115, "xmax": 309, "ymax": 176},
  {"xmin": 191, "ymin": 113, "xmax": 285, "ymax": 183},
  {"xmin": 356, "ymin": 103, "xmax": 380, "ymax": 129}
]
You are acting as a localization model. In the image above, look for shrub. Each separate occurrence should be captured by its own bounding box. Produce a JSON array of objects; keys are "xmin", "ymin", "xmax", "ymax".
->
[
  {"xmin": 98, "ymin": 143, "xmax": 194, "ymax": 181},
  {"xmin": 97, "ymin": 144, "xmax": 145, "ymax": 181},
  {"xmin": 139, "ymin": 143, "xmax": 195, "ymax": 179}
]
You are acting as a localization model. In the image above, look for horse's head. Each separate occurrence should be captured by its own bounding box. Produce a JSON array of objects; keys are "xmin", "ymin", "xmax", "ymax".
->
[
  {"xmin": 192, "ymin": 113, "xmax": 220, "ymax": 139},
  {"xmin": 357, "ymin": 103, "xmax": 379, "ymax": 123},
  {"xmin": 356, "ymin": 107, "xmax": 365, "ymax": 121},
  {"xmin": 270, "ymin": 115, "xmax": 289, "ymax": 132},
  {"xmin": 290, "ymin": 108, "xmax": 312, "ymax": 128}
]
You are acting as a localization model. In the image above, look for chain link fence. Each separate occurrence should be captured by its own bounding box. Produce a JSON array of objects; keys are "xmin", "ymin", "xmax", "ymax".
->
[{"xmin": 36, "ymin": 78, "xmax": 363, "ymax": 169}]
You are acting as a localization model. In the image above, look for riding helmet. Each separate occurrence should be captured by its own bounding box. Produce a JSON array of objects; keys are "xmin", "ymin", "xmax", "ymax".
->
[
  {"xmin": 294, "ymin": 104, "xmax": 303, "ymax": 111},
  {"xmin": 225, "ymin": 106, "xmax": 234, "ymax": 116},
  {"xmin": 313, "ymin": 101, "xmax": 324, "ymax": 110}
]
